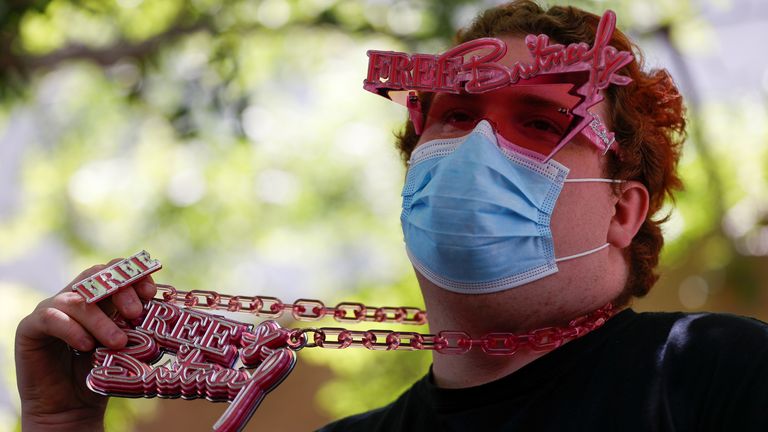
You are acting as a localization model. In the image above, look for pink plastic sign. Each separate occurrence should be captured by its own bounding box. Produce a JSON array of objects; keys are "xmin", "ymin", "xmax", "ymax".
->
[
  {"xmin": 72, "ymin": 250, "xmax": 162, "ymax": 303},
  {"xmin": 88, "ymin": 300, "xmax": 296, "ymax": 432},
  {"xmin": 363, "ymin": 10, "xmax": 633, "ymax": 161},
  {"xmin": 364, "ymin": 10, "xmax": 631, "ymax": 96}
]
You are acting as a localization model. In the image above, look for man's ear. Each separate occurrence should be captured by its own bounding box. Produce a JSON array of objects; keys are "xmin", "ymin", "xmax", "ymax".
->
[{"xmin": 607, "ymin": 181, "xmax": 649, "ymax": 248}]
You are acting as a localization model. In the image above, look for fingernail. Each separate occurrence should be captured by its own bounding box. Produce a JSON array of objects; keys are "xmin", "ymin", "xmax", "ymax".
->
[
  {"xmin": 82, "ymin": 338, "xmax": 95, "ymax": 351},
  {"xmin": 138, "ymin": 281, "xmax": 156, "ymax": 298},
  {"xmin": 110, "ymin": 329, "xmax": 126, "ymax": 346}
]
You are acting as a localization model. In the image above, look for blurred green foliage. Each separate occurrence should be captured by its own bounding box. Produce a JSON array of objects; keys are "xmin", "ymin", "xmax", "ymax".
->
[{"xmin": 2, "ymin": 0, "xmax": 767, "ymax": 429}]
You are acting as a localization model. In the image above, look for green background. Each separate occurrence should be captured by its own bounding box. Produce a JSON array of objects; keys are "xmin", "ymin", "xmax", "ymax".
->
[{"xmin": 1, "ymin": 0, "xmax": 766, "ymax": 430}]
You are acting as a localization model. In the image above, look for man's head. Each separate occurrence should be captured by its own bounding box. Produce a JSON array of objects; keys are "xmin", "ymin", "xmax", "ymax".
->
[{"xmin": 391, "ymin": 1, "xmax": 686, "ymax": 314}]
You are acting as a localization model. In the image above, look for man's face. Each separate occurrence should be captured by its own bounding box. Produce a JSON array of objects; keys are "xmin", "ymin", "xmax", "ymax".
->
[{"xmin": 411, "ymin": 36, "xmax": 623, "ymax": 328}]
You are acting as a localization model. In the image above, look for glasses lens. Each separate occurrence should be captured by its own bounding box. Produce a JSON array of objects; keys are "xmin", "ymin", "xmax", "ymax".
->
[{"xmin": 387, "ymin": 72, "xmax": 593, "ymax": 159}]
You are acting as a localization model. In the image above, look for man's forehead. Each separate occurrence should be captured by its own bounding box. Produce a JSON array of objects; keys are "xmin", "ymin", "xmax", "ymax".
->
[{"xmin": 494, "ymin": 35, "xmax": 535, "ymax": 64}]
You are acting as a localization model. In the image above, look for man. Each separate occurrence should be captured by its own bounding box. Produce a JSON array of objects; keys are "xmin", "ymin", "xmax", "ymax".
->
[
  {"xmin": 14, "ymin": 1, "xmax": 768, "ymax": 431},
  {"xmin": 319, "ymin": 1, "xmax": 768, "ymax": 430}
]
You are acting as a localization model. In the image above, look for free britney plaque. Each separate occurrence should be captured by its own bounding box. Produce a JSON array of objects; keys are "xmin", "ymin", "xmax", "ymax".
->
[{"xmin": 71, "ymin": 252, "xmax": 297, "ymax": 432}]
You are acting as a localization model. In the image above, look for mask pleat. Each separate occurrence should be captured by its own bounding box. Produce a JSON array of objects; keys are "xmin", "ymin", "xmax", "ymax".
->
[{"xmin": 400, "ymin": 121, "xmax": 569, "ymax": 293}]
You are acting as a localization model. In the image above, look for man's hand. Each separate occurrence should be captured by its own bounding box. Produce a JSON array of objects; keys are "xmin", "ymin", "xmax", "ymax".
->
[{"xmin": 15, "ymin": 259, "xmax": 157, "ymax": 431}]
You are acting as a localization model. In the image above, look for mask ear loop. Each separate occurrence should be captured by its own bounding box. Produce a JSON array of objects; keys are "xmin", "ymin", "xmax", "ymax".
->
[
  {"xmin": 555, "ymin": 243, "xmax": 610, "ymax": 263},
  {"xmin": 554, "ymin": 178, "xmax": 625, "ymax": 262},
  {"xmin": 564, "ymin": 178, "xmax": 625, "ymax": 183}
]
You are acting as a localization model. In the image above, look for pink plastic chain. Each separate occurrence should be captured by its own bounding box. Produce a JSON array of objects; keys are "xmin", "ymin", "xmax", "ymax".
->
[
  {"xmin": 153, "ymin": 285, "xmax": 615, "ymax": 356},
  {"xmin": 155, "ymin": 284, "xmax": 428, "ymax": 325},
  {"xmin": 71, "ymin": 250, "xmax": 616, "ymax": 432}
]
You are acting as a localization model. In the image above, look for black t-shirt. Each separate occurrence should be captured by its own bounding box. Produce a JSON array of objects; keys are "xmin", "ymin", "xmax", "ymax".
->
[{"xmin": 318, "ymin": 309, "xmax": 768, "ymax": 431}]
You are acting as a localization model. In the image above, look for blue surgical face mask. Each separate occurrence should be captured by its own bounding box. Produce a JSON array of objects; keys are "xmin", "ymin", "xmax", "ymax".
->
[{"xmin": 401, "ymin": 120, "xmax": 616, "ymax": 294}]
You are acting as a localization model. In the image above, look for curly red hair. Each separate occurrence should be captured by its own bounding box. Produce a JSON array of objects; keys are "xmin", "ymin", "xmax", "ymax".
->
[{"xmin": 393, "ymin": 1, "xmax": 686, "ymax": 305}]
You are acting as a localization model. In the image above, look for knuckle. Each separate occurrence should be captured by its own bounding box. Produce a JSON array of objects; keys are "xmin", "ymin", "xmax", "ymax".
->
[
  {"xmin": 56, "ymin": 291, "xmax": 88, "ymax": 310},
  {"xmin": 58, "ymin": 321, "xmax": 79, "ymax": 341},
  {"xmin": 38, "ymin": 307, "xmax": 62, "ymax": 330},
  {"xmin": 15, "ymin": 315, "xmax": 31, "ymax": 339}
]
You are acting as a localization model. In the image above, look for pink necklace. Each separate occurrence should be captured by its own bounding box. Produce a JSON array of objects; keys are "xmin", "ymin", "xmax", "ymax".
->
[
  {"xmin": 72, "ymin": 251, "xmax": 618, "ymax": 432},
  {"xmin": 154, "ymin": 284, "xmax": 616, "ymax": 356}
]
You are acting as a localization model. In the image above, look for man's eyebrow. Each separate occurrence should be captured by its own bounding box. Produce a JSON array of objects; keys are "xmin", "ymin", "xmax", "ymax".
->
[
  {"xmin": 430, "ymin": 89, "xmax": 571, "ymax": 110},
  {"xmin": 512, "ymin": 92, "xmax": 566, "ymax": 110},
  {"xmin": 430, "ymin": 92, "xmax": 481, "ymax": 108}
]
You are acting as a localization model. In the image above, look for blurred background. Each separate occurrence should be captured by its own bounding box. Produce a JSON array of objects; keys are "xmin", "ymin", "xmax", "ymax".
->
[{"xmin": 1, "ymin": 0, "xmax": 766, "ymax": 430}]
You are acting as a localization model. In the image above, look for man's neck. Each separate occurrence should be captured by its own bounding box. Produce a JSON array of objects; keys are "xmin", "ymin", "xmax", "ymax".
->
[
  {"xmin": 431, "ymin": 348, "xmax": 551, "ymax": 388},
  {"xmin": 416, "ymin": 273, "xmax": 623, "ymax": 389}
]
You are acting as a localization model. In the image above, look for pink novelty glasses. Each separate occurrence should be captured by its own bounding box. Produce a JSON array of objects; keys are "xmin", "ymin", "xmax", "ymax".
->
[{"xmin": 363, "ymin": 10, "xmax": 634, "ymax": 162}]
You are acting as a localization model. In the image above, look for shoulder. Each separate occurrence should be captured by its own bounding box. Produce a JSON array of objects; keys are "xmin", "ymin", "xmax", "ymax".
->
[
  {"xmin": 604, "ymin": 309, "xmax": 768, "ymax": 350},
  {"xmin": 631, "ymin": 311, "xmax": 768, "ymax": 430},
  {"xmin": 601, "ymin": 309, "xmax": 768, "ymax": 377},
  {"xmin": 629, "ymin": 310, "xmax": 768, "ymax": 378},
  {"xmin": 632, "ymin": 310, "xmax": 768, "ymax": 349}
]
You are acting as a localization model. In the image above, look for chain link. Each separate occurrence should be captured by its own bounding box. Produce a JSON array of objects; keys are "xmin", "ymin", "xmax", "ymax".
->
[
  {"xmin": 290, "ymin": 303, "xmax": 615, "ymax": 355},
  {"xmin": 154, "ymin": 284, "xmax": 615, "ymax": 356},
  {"xmin": 155, "ymin": 284, "xmax": 428, "ymax": 325}
]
